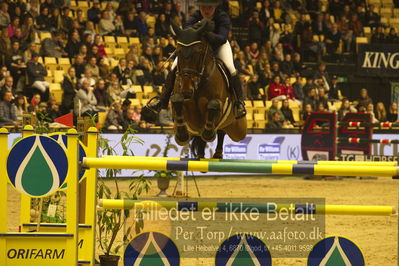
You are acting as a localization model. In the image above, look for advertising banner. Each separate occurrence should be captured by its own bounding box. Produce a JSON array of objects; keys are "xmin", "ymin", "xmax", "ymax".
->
[
  {"xmin": 98, "ymin": 134, "xmax": 303, "ymax": 176},
  {"xmin": 357, "ymin": 44, "xmax": 399, "ymax": 77}
]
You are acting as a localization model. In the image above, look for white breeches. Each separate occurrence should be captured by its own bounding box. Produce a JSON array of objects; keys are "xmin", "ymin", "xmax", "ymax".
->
[
  {"xmin": 32, "ymin": 81, "xmax": 49, "ymax": 93},
  {"xmin": 171, "ymin": 40, "xmax": 237, "ymax": 75}
]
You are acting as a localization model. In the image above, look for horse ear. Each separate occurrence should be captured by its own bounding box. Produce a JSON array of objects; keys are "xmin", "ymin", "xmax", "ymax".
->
[{"xmin": 170, "ymin": 22, "xmax": 182, "ymax": 37}]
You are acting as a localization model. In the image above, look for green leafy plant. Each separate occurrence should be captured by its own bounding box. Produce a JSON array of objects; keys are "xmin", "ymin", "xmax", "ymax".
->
[
  {"xmin": 35, "ymin": 111, "xmax": 52, "ymax": 134},
  {"xmin": 96, "ymin": 125, "xmax": 151, "ymax": 257},
  {"xmin": 87, "ymin": 113, "xmax": 98, "ymax": 127}
]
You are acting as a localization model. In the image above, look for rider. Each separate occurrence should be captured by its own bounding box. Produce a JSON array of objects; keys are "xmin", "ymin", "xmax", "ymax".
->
[{"xmin": 152, "ymin": 0, "xmax": 246, "ymax": 119}]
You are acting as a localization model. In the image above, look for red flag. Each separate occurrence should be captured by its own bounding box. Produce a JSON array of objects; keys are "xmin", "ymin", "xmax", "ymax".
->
[{"xmin": 54, "ymin": 112, "xmax": 74, "ymax": 127}]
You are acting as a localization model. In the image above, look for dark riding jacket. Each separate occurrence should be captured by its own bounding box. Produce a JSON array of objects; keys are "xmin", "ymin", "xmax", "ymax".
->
[{"xmin": 186, "ymin": 9, "xmax": 230, "ymax": 51}]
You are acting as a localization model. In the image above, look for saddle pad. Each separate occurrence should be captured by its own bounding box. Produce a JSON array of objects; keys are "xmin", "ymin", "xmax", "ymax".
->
[{"xmin": 215, "ymin": 97, "xmax": 232, "ymax": 131}]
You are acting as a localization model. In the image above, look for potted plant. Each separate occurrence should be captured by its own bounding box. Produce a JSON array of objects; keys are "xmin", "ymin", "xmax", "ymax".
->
[
  {"xmin": 154, "ymin": 134, "xmax": 177, "ymax": 197},
  {"xmin": 154, "ymin": 169, "xmax": 177, "ymax": 197},
  {"xmin": 97, "ymin": 126, "xmax": 151, "ymax": 265}
]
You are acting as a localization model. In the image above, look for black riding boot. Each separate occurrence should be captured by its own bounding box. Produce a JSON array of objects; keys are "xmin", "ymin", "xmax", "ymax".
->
[
  {"xmin": 231, "ymin": 74, "xmax": 246, "ymax": 119},
  {"xmin": 147, "ymin": 68, "xmax": 176, "ymax": 112}
]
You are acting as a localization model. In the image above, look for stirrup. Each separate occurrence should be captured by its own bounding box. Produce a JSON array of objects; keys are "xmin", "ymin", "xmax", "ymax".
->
[
  {"xmin": 234, "ymin": 101, "xmax": 246, "ymax": 119},
  {"xmin": 146, "ymin": 96, "xmax": 161, "ymax": 112}
]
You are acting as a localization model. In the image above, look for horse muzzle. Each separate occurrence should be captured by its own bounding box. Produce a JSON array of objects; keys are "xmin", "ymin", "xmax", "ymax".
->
[
  {"xmin": 183, "ymin": 89, "xmax": 194, "ymax": 100},
  {"xmin": 176, "ymin": 74, "xmax": 200, "ymax": 100}
]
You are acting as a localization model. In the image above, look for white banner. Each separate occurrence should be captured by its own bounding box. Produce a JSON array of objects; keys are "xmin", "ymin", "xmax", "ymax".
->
[{"xmin": 97, "ymin": 134, "xmax": 303, "ymax": 176}]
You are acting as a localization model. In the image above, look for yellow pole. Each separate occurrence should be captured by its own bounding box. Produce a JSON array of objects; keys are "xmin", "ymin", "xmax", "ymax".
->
[
  {"xmin": 66, "ymin": 129, "xmax": 79, "ymax": 265},
  {"xmin": 102, "ymin": 155, "xmax": 398, "ymax": 166},
  {"xmin": 313, "ymin": 161, "xmax": 397, "ymax": 166},
  {"xmin": 103, "ymin": 155, "xmax": 183, "ymax": 161},
  {"xmin": 321, "ymin": 205, "xmax": 396, "ymax": 216},
  {"xmin": 313, "ymin": 164, "xmax": 399, "ymax": 177},
  {"xmin": 83, "ymin": 157, "xmax": 168, "ymax": 171},
  {"xmin": 83, "ymin": 158, "xmax": 399, "ymax": 177},
  {"xmin": 0, "ymin": 128, "xmax": 9, "ymax": 266},
  {"xmin": 99, "ymin": 200, "xmax": 396, "ymax": 216},
  {"xmin": 84, "ymin": 127, "xmax": 98, "ymax": 266}
]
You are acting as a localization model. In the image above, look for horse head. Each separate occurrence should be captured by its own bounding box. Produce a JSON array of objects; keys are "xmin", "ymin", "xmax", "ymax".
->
[{"xmin": 172, "ymin": 20, "xmax": 212, "ymax": 99}]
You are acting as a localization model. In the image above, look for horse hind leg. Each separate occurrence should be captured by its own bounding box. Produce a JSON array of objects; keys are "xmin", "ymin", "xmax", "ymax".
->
[
  {"xmin": 191, "ymin": 136, "xmax": 206, "ymax": 159},
  {"xmin": 201, "ymin": 99, "xmax": 221, "ymax": 142},
  {"xmin": 171, "ymin": 93, "xmax": 190, "ymax": 145},
  {"xmin": 212, "ymin": 131, "xmax": 225, "ymax": 159}
]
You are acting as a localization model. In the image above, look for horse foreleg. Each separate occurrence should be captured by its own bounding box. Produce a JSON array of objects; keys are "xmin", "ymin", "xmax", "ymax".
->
[
  {"xmin": 213, "ymin": 131, "xmax": 225, "ymax": 159},
  {"xmin": 201, "ymin": 99, "xmax": 221, "ymax": 142},
  {"xmin": 171, "ymin": 93, "xmax": 190, "ymax": 145}
]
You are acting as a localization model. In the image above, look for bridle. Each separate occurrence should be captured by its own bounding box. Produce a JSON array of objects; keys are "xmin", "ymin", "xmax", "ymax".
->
[{"xmin": 175, "ymin": 40, "xmax": 212, "ymax": 90}]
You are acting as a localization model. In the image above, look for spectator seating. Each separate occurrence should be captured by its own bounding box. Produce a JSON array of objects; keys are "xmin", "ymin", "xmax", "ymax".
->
[
  {"xmin": 58, "ymin": 58, "xmax": 71, "ymax": 72},
  {"xmin": 49, "ymin": 83, "xmax": 63, "ymax": 104},
  {"xmin": 254, "ymin": 113, "xmax": 267, "ymax": 129},
  {"xmin": 1, "ymin": 0, "xmax": 398, "ymax": 131}
]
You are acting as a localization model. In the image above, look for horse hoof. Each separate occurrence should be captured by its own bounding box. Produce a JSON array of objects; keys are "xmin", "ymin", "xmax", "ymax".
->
[
  {"xmin": 175, "ymin": 136, "xmax": 190, "ymax": 146},
  {"xmin": 201, "ymin": 129, "xmax": 216, "ymax": 142},
  {"xmin": 175, "ymin": 128, "xmax": 190, "ymax": 146},
  {"xmin": 212, "ymin": 151, "xmax": 223, "ymax": 159}
]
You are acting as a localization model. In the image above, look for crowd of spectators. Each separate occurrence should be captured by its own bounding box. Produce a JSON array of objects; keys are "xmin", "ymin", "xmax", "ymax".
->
[{"xmin": 0, "ymin": 0, "xmax": 397, "ymax": 131}]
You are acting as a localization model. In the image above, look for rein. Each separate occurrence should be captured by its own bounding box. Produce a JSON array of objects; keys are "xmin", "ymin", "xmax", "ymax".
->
[{"xmin": 158, "ymin": 49, "xmax": 176, "ymax": 71}]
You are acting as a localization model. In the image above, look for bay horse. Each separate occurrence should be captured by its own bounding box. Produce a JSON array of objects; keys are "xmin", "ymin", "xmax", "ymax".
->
[{"xmin": 170, "ymin": 20, "xmax": 247, "ymax": 158}]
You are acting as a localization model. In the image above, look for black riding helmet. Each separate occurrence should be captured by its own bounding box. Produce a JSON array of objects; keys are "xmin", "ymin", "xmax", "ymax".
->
[{"xmin": 195, "ymin": 0, "xmax": 222, "ymax": 6}]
